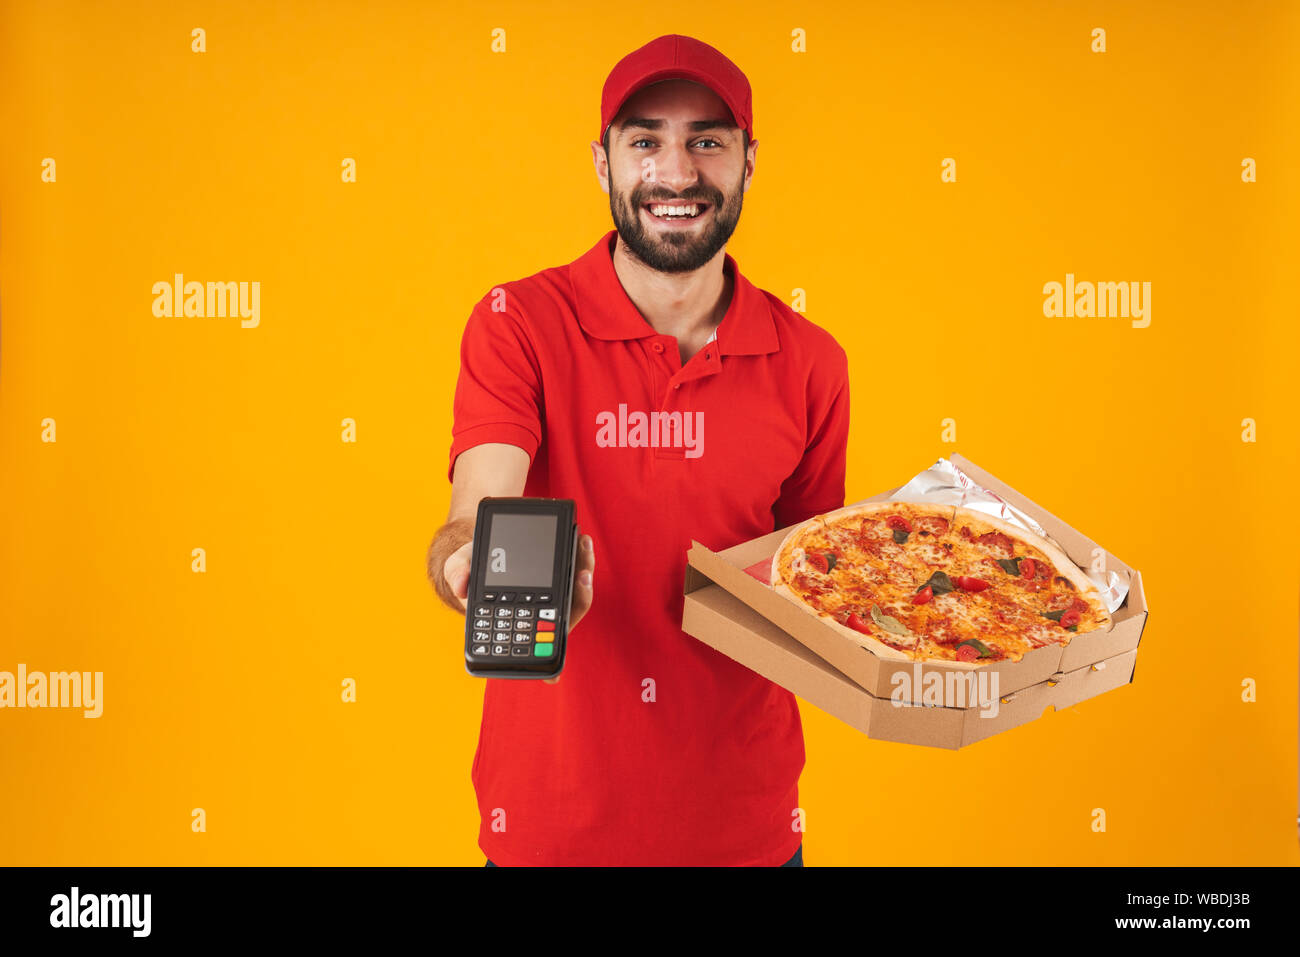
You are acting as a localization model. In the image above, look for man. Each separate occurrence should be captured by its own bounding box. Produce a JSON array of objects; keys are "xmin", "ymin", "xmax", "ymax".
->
[{"xmin": 428, "ymin": 34, "xmax": 850, "ymax": 866}]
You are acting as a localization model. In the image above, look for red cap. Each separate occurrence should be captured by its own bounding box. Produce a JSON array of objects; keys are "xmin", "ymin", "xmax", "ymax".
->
[{"xmin": 600, "ymin": 34, "xmax": 753, "ymax": 144}]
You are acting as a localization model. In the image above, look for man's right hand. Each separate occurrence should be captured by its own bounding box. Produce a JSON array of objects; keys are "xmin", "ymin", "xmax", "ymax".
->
[{"xmin": 429, "ymin": 443, "xmax": 595, "ymax": 685}]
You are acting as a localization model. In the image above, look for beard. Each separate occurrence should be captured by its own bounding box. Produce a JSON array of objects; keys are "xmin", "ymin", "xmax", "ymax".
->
[{"xmin": 609, "ymin": 173, "xmax": 744, "ymax": 274}]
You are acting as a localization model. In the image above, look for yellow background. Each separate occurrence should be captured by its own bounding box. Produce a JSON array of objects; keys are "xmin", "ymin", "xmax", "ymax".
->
[{"xmin": 2, "ymin": 0, "xmax": 1297, "ymax": 865}]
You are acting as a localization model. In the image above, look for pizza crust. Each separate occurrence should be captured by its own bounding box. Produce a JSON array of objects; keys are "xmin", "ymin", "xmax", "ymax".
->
[
  {"xmin": 814, "ymin": 500, "xmax": 957, "ymax": 530},
  {"xmin": 770, "ymin": 514, "xmax": 823, "ymax": 587}
]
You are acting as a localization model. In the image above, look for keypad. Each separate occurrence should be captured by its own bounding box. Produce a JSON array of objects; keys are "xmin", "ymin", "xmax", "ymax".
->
[{"xmin": 468, "ymin": 596, "xmax": 560, "ymax": 660}]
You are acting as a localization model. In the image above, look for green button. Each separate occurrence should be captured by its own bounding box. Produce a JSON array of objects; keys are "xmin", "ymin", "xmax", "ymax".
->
[{"xmin": 534, "ymin": 643, "xmax": 554, "ymax": 657}]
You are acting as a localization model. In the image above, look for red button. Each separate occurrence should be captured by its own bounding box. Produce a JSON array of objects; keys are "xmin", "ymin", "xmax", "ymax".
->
[
  {"xmin": 536, "ymin": 621, "xmax": 556, "ymax": 632},
  {"xmin": 651, "ymin": 341, "xmax": 664, "ymax": 354}
]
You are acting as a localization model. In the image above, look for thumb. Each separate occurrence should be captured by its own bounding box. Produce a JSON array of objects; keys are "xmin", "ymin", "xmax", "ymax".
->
[{"xmin": 444, "ymin": 541, "xmax": 472, "ymax": 602}]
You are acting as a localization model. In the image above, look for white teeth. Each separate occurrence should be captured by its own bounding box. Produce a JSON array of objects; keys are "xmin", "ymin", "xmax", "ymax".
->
[{"xmin": 649, "ymin": 203, "xmax": 700, "ymax": 218}]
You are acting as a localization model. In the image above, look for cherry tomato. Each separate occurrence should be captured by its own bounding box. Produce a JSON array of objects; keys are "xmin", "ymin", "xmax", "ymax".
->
[
  {"xmin": 846, "ymin": 613, "xmax": 873, "ymax": 635},
  {"xmin": 1019, "ymin": 559, "xmax": 1036, "ymax": 579},
  {"xmin": 912, "ymin": 586, "xmax": 933, "ymax": 605},
  {"xmin": 955, "ymin": 576, "xmax": 990, "ymax": 592},
  {"xmin": 805, "ymin": 552, "xmax": 829, "ymax": 574},
  {"xmin": 1060, "ymin": 608, "xmax": 1081, "ymax": 628},
  {"xmin": 955, "ymin": 644, "xmax": 980, "ymax": 662},
  {"xmin": 886, "ymin": 515, "xmax": 913, "ymax": 533}
]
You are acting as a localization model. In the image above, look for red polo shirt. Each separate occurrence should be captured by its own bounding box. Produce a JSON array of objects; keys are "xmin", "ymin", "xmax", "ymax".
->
[{"xmin": 448, "ymin": 231, "xmax": 850, "ymax": 866}]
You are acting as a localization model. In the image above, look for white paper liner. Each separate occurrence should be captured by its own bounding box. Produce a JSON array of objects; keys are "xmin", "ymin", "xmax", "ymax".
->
[{"xmin": 887, "ymin": 457, "xmax": 1130, "ymax": 613}]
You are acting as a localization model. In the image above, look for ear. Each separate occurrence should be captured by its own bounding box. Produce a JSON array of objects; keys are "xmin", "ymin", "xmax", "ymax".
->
[
  {"xmin": 591, "ymin": 140, "xmax": 611, "ymax": 195},
  {"xmin": 742, "ymin": 137, "xmax": 758, "ymax": 193}
]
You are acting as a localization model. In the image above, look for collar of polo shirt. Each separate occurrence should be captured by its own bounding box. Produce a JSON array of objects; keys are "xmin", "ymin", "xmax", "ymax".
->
[{"xmin": 570, "ymin": 231, "xmax": 780, "ymax": 356}]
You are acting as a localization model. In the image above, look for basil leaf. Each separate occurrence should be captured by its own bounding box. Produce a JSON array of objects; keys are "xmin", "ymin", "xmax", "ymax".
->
[
  {"xmin": 1041, "ymin": 610, "xmax": 1065, "ymax": 622},
  {"xmin": 870, "ymin": 604, "xmax": 912, "ymax": 636},
  {"xmin": 824, "ymin": 552, "xmax": 838, "ymax": 572},
  {"xmin": 919, "ymin": 571, "xmax": 956, "ymax": 596},
  {"xmin": 996, "ymin": 558, "xmax": 1021, "ymax": 576},
  {"xmin": 1067, "ymin": 624, "xmax": 1078, "ymax": 632},
  {"xmin": 956, "ymin": 638, "xmax": 992, "ymax": 658},
  {"xmin": 892, "ymin": 528, "xmax": 910, "ymax": 544}
]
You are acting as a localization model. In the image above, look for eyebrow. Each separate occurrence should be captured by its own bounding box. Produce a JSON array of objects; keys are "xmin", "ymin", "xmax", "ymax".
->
[{"xmin": 617, "ymin": 117, "xmax": 738, "ymax": 134}]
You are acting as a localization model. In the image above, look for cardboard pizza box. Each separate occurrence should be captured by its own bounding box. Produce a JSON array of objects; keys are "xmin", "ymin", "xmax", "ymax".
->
[{"xmin": 680, "ymin": 453, "xmax": 1148, "ymax": 748}]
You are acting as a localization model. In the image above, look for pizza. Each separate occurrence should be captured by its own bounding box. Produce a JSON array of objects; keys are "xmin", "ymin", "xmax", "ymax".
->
[{"xmin": 770, "ymin": 501, "xmax": 1111, "ymax": 668}]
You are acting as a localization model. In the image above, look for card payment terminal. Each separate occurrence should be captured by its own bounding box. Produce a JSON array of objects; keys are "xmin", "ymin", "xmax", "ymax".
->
[{"xmin": 463, "ymin": 498, "xmax": 578, "ymax": 679}]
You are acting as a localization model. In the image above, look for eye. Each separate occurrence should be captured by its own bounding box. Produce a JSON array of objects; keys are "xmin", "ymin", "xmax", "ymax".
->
[
  {"xmin": 693, "ymin": 138, "xmax": 723, "ymax": 149},
  {"xmin": 630, "ymin": 137, "xmax": 655, "ymax": 148}
]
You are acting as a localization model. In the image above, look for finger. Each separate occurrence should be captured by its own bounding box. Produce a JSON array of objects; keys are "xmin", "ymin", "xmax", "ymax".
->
[
  {"xmin": 568, "ymin": 534, "xmax": 595, "ymax": 616},
  {"xmin": 542, "ymin": 535, "xmax": 591, "ymax": 686},
  {"xmin": 576, "ymin": 533, "xmax": 595, "ymax": 573},
  {"xmin": 571, "ymin": 566, "xmax": 594, "ymax": 618}
]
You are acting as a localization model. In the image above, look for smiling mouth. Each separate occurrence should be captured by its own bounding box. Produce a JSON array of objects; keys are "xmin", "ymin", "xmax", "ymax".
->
[{"xmin": 643, "ymin": 201, "xmax": 710, "ymax": 223}]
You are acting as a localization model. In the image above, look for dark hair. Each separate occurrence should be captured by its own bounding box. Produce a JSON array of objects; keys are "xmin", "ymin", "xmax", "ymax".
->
[{"xmin": 602, "ymin": 127, "xmax": 751, "ymax": 156}]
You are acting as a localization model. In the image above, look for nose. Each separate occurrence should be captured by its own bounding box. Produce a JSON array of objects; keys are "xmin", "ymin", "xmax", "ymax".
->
[{"xmin": 652, "ymin": 140, "xmax": 700, "ymax": 194}]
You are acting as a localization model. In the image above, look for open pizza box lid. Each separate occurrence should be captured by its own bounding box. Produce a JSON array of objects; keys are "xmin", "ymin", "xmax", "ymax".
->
[{"xmin": 681, "ymin": 454, "xmax": 1148, "ymax": 745}]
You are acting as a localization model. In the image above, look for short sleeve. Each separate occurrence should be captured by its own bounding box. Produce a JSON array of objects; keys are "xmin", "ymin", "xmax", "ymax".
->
[
  {"xmin": 447, "ymin": 292, "xmax": 544, "ymax": 482},
  {"xmin": 772, "ymin": 339, "xmax": 850, "ymax": 529}
]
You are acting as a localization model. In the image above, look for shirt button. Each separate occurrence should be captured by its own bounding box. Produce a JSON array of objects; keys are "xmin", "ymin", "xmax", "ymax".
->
[{"xmin": 652, "ymin": 341, "xmax": 664, "ymax": 354}]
